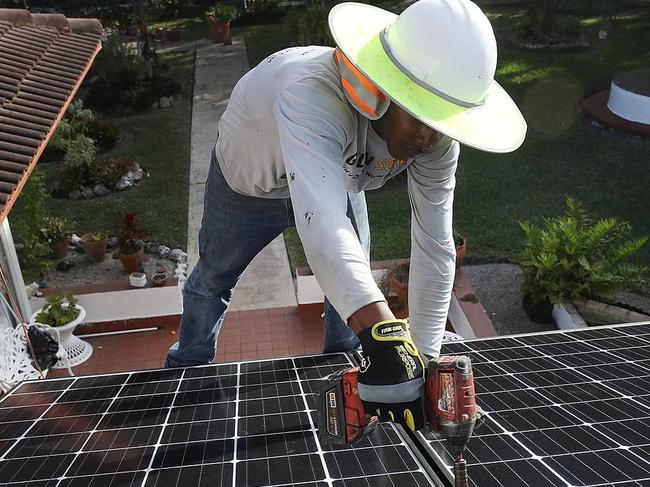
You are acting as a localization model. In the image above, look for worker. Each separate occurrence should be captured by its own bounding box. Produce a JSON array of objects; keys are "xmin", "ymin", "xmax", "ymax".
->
[{"xmin": 166, "ymin": 0, "xmax": 526, "ymax": 430}]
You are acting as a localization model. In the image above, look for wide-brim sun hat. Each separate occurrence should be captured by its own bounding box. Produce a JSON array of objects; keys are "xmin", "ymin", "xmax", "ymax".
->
[{"xmin": 329, "ymin": 0, "xmax": 527, "ymax": 153}]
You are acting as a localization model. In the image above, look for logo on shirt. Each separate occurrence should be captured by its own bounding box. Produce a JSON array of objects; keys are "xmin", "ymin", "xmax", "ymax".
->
[
  {"xmin": 345, "ymin": 153, "xmax": 406, "ymax": 172},
  {"xmin": 374, "ymin": 158, "xmax": 407, "ymax": 172},
  {"xmin": 345, "ymin": 153, "xmax": 375, "ymax": 168}
]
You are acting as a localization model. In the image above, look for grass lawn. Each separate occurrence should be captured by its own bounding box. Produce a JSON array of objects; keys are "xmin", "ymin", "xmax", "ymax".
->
[
  {"xmin": 148, "ymin": 17, "xmax": 208, "ymax": 42},
  {"xmin": 41, "ymin": 49, "xmax": 194, "ymax": 250}
]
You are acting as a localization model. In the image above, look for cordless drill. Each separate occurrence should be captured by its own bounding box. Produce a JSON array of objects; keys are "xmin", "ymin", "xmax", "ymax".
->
[{"xmin": 317, "ymin": 355, "xmax": 478, "ymax": 487}]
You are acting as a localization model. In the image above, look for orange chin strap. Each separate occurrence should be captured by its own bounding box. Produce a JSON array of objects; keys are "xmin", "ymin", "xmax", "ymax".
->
[{"xmin": 335, "ymin": 48, "xmax": 389, "ymax": 120}]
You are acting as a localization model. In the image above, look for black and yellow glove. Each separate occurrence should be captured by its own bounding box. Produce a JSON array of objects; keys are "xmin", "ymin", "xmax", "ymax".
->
[{"xmin": 357, "ymin": 319, "xmax": 426, "ymax": 432}]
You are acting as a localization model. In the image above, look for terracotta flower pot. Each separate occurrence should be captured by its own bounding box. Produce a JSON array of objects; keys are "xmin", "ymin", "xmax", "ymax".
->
[
  {"xmin": 51, "ymin": 239, "xmax": 69, "ymax": 259},
  {"xmin": 119, "ymin": 247, "xmax": 144, "ymax": 273},
  {"xmin": 455, "ymin": 237, "xmax": 467, "ymax": 269},
  {"xmin": 81, "ymin": 233, "xmax": 107, "ymax": 263},
  {"xmin": 390, "ymin": 275, "xmax": 409, "ymax": 311},
  {"xmin": 209, "ymin": 20, "xmax": 231, "ymax": 44},
  {"xmin": 161, "ymin": 27, "xmax": 182, "ymax": 41}
]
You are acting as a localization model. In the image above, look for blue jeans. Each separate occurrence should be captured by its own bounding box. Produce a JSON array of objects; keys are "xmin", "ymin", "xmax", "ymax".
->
[{"xmin": 165, "ymin": 151, "xmax": 368, "ymax": 368}]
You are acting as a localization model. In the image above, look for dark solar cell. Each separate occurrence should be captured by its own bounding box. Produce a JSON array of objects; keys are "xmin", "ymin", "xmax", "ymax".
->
[
  {"xmin": 0, "ymin": 405, "xmax": 47, "ymax": 422},
  {"xmin": 514, "ymin": 426, "xmax": 617, "ymax": 456},
  {"xmin": 118, "ymin": 379, "xmax": 179, "ymax": 396},
  {"xmin": 143, "ymin": 463, "xmax": 231, "ymax": 487},
  {"xmin": 71, "ymin": 374, "xmax": 128, "ymax": 388},
  {"xmin": 127, "ymin": 369, "xmax": 183, "ymax": 384},
  {"xmin": 58, "ymin": 386, "xmax": 120, "ymax": 403},
  {"xmin": 0, "ymin": 353, "xmax": 440, "ymax": 486},
  {"xmin": 417, "ymin": 323, "xmax": 650, "ymax": 487},
  {"xmin": 466, "ymin": 459, "xmax": 563, "ymax": 487},
  {"xmin": 44, "ymin": 399, "xmax": 111, "ymax": 418},
  {"xmin": 0, "ymin": 391, "xmax": 60, "ymax": 407},
  {"xmin": 161, "ymin": 419, "xmax": 235, "ymax": 443},
  {"xmin": 237, "ymin": 412, "xmax": 310, "ymax": 437},
  {"xmin": 5, "ymin": 432, "xmax": 89, "ymax": 458},
  {"xmin": 608, "ymin": 345, "xmax": 650, "ymax": 361},
  {"xmin": 469, "ymin": 361, "xmax": 507, "ymax": 378},
  {"xmin": 591, "ymin": 419, "xmax": 650, "ymax": 446},
  {"xmin": 11, "ymin": 379, "xmax": 74, "ymax": 394},
  {"xmin": 543, "ymin": 449, "xmax": 650, "ymax": 485}
]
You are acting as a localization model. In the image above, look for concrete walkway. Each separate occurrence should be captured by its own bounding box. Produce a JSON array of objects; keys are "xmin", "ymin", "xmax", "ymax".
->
[{"xmin": 187, "ymin": 38, "xmax": 297, "ymax": 310}]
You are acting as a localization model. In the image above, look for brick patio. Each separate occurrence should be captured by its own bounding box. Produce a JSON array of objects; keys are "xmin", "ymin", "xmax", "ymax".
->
[{"xmin": 48, "ymin": 307, "xmax": 324, "ymax": 377}]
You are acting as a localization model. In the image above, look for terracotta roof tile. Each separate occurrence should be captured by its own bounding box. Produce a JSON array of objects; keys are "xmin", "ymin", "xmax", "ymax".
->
[{"xmin": 0, "ymin": 8, "xmax": 102, "ymax": 222}]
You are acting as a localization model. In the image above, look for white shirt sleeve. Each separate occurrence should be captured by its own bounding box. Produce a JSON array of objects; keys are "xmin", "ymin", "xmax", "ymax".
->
[
  {"xmin": 273, "ymin": 80, "xmax": 387, "ymax": 321},
  {"xmin": 406, "ymin": 137, "xmax": 460, "ymax": 358}
]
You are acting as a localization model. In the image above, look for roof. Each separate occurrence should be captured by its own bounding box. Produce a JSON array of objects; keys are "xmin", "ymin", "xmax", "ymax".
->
[{"xmin": 0, "ymin": 8, "xmax": 103, "ymax": 224}]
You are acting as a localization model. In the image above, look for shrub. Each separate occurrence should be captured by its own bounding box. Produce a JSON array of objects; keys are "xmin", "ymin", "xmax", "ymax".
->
[
  {"xmin": 83, "ymin": 36, "xmax": 181, "ymax": 113},
  {"xmin": 46, "ymin": 99, "xmax": 96, "ymax": 158},
  {"xmin": 62, "ymin": 135, "xmax": 96, "ymax": 170},
  {"xmin": 45, "ymin": 99, "xmax": 119, "ymax": 161},
  {"xmin": 149, "ymin": 74, "xmax": 182, "ymax": 99},
  {"xmin": 83, "ymin": 37, "xmax": 148, "ymax": 113},
  {"xmin": 40, "ymin": 217, "xmax": 72, "ymax": 245},
  {"xmin": 10, "ymin": 168, "xmax": 52, "ymax": 275},
  {"xmin": 132, "ymin": 85, "xmax": 159, "ymax": 111},
  {"xmin": 515, "ymin": 0, "xmax": 583, "ymax": 45},
  {"xmin": 284, "ymin": 3, "xmax": 334, "ymax": 47},
  {"xmin": 89, "ymin": 158, "xmax": 136, "ymax": 189},
  {"xmin": 86, "ymin": 118, "xmax": 120, "ymax": 151},
  {"xmin": 57, "ymin": 158, "xmax": 136, "ymax": 194},
  {"xmin": 235, "ymin": 0, "xmax": 285, "ymax": 25},
  {"xmin": 156, "ymin": 0, "xmax": 188, "ymax": 20},
  {"xmin": 516, "ymin": 197, "xmax": 648, "ymax": 308},
  {"xmin": 205, "ymin": 4, "xmax": 239, "ymax": 22}
]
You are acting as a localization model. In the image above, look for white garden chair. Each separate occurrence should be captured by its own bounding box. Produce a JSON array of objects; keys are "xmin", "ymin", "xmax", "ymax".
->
[{"xmin": 0, "ymin": 324, "xmax": 73, "ymax": 394}]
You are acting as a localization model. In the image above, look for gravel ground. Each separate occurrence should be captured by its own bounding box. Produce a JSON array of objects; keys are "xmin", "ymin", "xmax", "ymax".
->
[
  {"xmin": 39, "ymin": 249, "xmax": 177, "ymax": 288},
  {"xmin": 463, "ymin": 263, "xmax": 650, "ymax": 337},
  {"xmin": 462, "ymin": 264, "xmax": 556, "ymax": 336}
]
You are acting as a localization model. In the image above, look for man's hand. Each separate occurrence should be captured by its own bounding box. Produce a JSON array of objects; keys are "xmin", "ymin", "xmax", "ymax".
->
[{"xmin": 357, "ymin": 319, "xmax": 425, "ymax": 432}]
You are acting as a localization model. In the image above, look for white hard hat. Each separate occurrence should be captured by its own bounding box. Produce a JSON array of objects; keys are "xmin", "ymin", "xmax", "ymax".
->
[{"xmin": 329, "ymin": 0, "xmax": 527, "ymax": 153}]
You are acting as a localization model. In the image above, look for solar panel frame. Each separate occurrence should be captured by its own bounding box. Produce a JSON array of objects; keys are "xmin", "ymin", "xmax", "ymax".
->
[
  {"xmin": 0, "ymin": 353, "xmax": 445, "ymax": 487},
  {"xmin": 415, "ymin": 321, "xmax": 650, "ymax": 487}
]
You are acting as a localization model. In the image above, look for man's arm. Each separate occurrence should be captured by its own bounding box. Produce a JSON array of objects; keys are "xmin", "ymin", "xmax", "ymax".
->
[
  {"xmin": 348, "ymin": 301, "xmax": 395, "ymax": 334},
  {"xmin": 273, "ymin": 81, "xmax": 387, "ymax": 324},
  {"xmin": 274, "ymin": 83, "xmax": 427, "ymax": 432},
  {"xmin": 407, "ymin": 137, "xmax": 460, "ymax": 358}
]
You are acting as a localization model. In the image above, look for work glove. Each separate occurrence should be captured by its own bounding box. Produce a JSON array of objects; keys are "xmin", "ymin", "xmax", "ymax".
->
[{"xmin": 357, "ymin": 319, "xmax": 425, "ymax": 432}]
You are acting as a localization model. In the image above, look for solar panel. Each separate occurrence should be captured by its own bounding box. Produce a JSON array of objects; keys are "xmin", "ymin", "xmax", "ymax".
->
[
  {"xmin": 416, "ymin": 322, "xmax": 650, "ymax": 487},
  {"xmin": 0, "ymin": 353, "xmax": 443, "ymax": 487}
]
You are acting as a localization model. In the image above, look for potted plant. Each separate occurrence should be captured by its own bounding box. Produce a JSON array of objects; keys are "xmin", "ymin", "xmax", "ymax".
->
[
  {"xmin": 205, "ymin": 4, "xmax": 238, "ymax": 45},
  {"xmin": 151, "ymin": 266, "xmax": 169, "ymax": 286},
  {"xmin": 32, "ymin": 292, "xmax": 84, "ymax": 328},
  {"xmin": 81, "ymin": 232, "xmax": 108, "ymax": 263},
  {"xmin": 40, "ymin": 216, "xmax": 72, "ymax": 259},
  {"xmin": 516, "ymin": 197, "xmax": 648, "ymax": 325},
  {"xmin": 454, "ymin": 230, "xmax": 467, "ymax": 269},
  {"xmin": 378, "ymin": 260, "xmax": 410, "ymax": 311},
  {"xmin": 31, "ymin": 292, "xmax": 89, "ymax": 367},
  {"xmin": 114, "ymin": 211, "xmax": 145, "ymax": 273},
  {"xmin": 31, "ymin": 292, "xmax": 86, "ymax": 343}
]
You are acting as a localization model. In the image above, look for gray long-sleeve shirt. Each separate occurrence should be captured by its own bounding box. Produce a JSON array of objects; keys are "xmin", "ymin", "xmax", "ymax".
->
[{"xmin": 215, "ymin": 46, "xmax": 459, "ymax": 357}]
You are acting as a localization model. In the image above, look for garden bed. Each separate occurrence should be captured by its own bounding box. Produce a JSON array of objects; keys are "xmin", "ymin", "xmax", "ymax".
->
[
  {"xmin": 14, "ymin": 48, "xmax": 195, "ymax": 285},
  {"xmin": 40, "ymin": 245, "xmax": 184, "ymax": 289}
]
